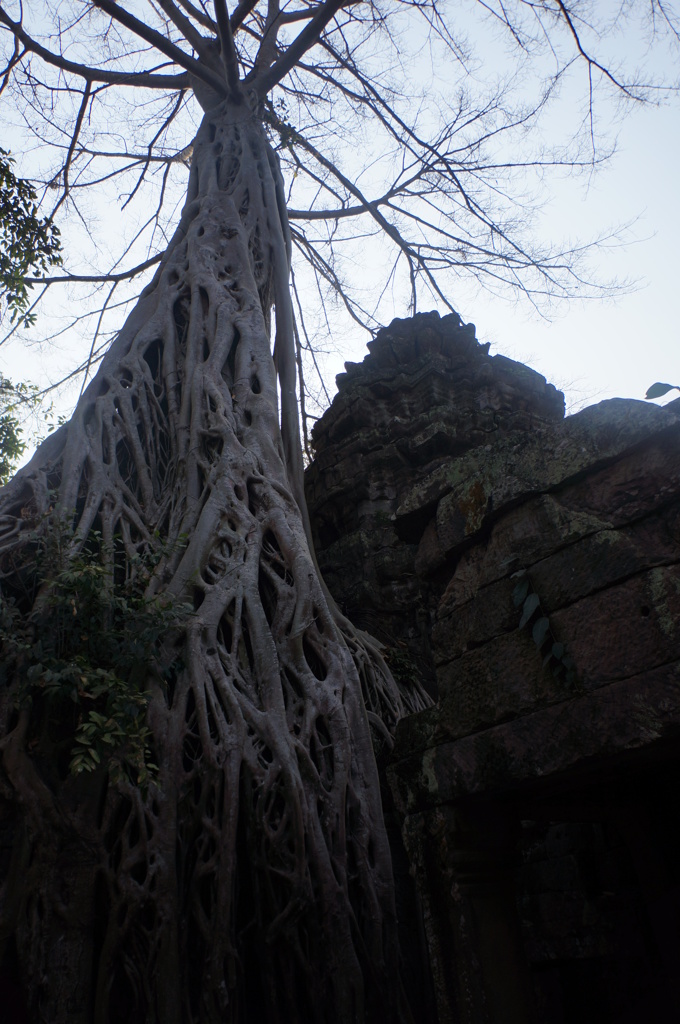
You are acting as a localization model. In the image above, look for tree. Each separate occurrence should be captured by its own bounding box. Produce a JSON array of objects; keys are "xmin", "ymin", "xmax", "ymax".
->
[
  {"xmin": 0, "ymin": 148, "xmax": 61, "ymax": 328},
  {"xmin": 0, "ymin": 375, "xmax": 43, "ymax": 483},
  {"xmin": 0, "ymin": 2, "xmax": 677, "ymax": 1023},
  {"xmin": 0, "ymin": 148, "xmax": 61, "ymax": 484}
]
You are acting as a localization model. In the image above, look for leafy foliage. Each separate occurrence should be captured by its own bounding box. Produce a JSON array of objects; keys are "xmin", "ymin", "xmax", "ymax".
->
[
  {"xmin": 512, "ymin": 574, "xmax": 576, "ymax": 685},
  {"xmin": 0, "ymin": 374, "xmax": 43, "ymax": 484},
  {"xmin": 0, "ymin": 517, "xmax": 190, "ymax": 786},
  {"xmin": 0, "ymin": 148, "xmax": 62, "ymax": 328},
  {"xmin": 383, "ymin": 639, "xmax": 427, "ymax": 699},
  {"xmin": 645, "ymin": 382, "xmax": 680, "ymax": 400}
]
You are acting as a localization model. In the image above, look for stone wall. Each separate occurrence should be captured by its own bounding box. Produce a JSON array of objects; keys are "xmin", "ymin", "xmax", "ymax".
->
[
  {"xmin": 388, "ymin": 396, "xmax": 680, "ymax": 1023},
  {"xmin": 305, "ymin": 311, "xmax": 563, "ymax": 693},
  {"xmin": 306, "ymin": 314, "xmax": 680, "ymax": 1023}
]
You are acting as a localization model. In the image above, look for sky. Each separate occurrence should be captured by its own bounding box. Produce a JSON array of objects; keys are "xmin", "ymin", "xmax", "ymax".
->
[
  {"xmin": 467, "ymin": 96, "xmax": 680, "ymax": 412},
  {"xmin": 284, "ymin": 1, "xmax": 680, "ymax": 416},
  {"xmin": 2, "ymin": 2, "xmax": 679, "ymax": 467},
  {"xmin": 304, "ymin": 85, "xmax": 680, "ymax": 417}
]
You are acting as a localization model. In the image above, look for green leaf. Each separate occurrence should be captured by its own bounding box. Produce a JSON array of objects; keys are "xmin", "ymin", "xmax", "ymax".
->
[
  {"xmin": 532, "ymin": 616, "xmax": 550, "ymax": 647},
  {"xmin": 0, "ymin": 151, "xmax": 62, "ymax": 332},
  {"xmin": 519, "ymin": 592, "xmax": 540, "ymax": 629},
  {"xmin": 512, "ymin": 578, "xmax": 529, "ymax": 607},
  {"xmin": 551, "ymin": 642, "xmax": 565, "ymax": 661},
  {"xmin": 645, "ymin": 382, "xmax": 680, "ymax": 400}
]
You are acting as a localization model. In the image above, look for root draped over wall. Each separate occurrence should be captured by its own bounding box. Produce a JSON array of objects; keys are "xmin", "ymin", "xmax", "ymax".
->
[{"xmin": 0, "ymin": 95, "xmax": 428, "ymax": 1024}]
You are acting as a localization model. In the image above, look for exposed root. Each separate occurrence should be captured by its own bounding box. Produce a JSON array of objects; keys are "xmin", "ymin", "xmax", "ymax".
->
[{"xmin": 0, "ymin": 97, "xmax": 424, "ymax": 1024}]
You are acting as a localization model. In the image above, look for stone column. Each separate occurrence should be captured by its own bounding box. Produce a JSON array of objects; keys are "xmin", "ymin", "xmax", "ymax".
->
[{"xmin": 402, "ymin": 801, "xmax": 535, "ymax": 1024}]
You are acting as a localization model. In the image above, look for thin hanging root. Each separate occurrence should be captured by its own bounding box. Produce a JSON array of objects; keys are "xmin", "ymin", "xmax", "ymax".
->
[{"xmin": 0, "ymin": 97, "xmax": 418, "ymax": 1024}]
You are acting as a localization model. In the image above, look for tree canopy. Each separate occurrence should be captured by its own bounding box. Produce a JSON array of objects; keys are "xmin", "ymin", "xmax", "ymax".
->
[
  {"xmin": 2, "ymin": 0, "xmax": 678, "ymax": 430},
  {"xmin": 0, "ymin": 148, "xmax": 60, "ymax": 481},
  {"xmin": 0, "ymin": 147, "xmax": 61, "ymax": 328}
]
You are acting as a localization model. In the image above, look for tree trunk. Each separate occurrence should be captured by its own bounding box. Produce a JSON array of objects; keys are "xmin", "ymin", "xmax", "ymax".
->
[{"xmin": 0, "ymin": 93, "xmax": 428, "ymax": 1024}]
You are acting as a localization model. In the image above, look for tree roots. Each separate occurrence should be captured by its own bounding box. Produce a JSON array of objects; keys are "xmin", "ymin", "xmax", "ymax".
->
[{"xmin": 0, "ymin": 98, "xmax": 427, "ymax": 1024}]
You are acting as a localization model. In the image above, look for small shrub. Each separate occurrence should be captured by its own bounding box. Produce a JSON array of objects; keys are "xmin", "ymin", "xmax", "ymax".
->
[{"xmin": 0, "ymin": 517, "xmax": 190, "ymax": 787}]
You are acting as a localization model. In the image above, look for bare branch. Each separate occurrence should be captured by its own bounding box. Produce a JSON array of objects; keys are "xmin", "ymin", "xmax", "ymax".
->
[
  {"xmin": 120, "ymin": 89, "xmax": 187, "ymax": 209},
  {"xmin": 0, "ymin": 6, "xmax": 190, "ymax": 88},
  {"xmin": 254, "ymin": 0, "xmax": 355, "ymax": 94},
  {"xmin": 91, "ymin": 0, "xmax": 227, "ymax": 95},
  {"xmin": 174, "ymin": 0, "xmax": 217, "ymax": 31},
  {"xmin": 50, "ymin": 80, "xmax": 93, "ymax": 220},
  {"xmin": 553, "ymin": 0, "xmax": 642, "ymax": 100},
  {"xmin": 77, "ymin": 280, "xmax": 119, "ymax": 399},
  {"xmin": 155, "ymin": 0, "xmax": 211, "ymax": 55},
  {"xmin": 0, "ymin": 30, "xmax": 21, "ymax": 97},
  {"xmin": 230, "ymin": 0, "xmax": 260, "ymax": 32},
  {"xmin": 24, "ymin": 254, "xmax": 163, "ymax": 286},
  {"xmin": 279, "ymin": 8, "xmax": 318, "ymax": 25},
  {"xmin": 214, "ymin": 0, "xmax": 241, "ymax": 94}
]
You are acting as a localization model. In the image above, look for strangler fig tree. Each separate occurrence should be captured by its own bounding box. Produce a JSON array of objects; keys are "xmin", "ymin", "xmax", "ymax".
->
[{"xmin": 0, "ymin": 1, "xmax": 678, "ymax": 1022}]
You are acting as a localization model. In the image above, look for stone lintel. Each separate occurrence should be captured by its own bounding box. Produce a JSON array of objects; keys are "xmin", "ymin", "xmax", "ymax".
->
[{"xmin": 388, "ymin": 661, "xmax": 680, "ymax": 816}]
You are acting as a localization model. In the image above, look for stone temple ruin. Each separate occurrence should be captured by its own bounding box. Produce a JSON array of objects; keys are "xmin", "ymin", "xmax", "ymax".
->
[{"xmin": 305, "ymin": 311, "xmax": 680, "ymax": 1023}]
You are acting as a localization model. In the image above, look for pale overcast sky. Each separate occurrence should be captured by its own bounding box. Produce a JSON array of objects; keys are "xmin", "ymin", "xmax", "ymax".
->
[{"xmin": 471, "ymin": 97, "xmax": 680, "ymax": 411}]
